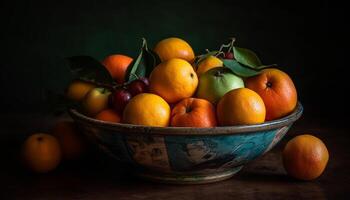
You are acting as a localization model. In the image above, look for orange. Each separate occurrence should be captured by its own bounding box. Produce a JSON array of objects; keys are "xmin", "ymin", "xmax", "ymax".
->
[
  {"xmin": 283, "ymin": 134, "xmax": 329, "ymax": 180},
  {"xmin": 21, "ymin": 133, "xmax": 61, "ymax": 173},
  {"xmin": 149, "ymin": 58, "xmax": 198, "ymax": 103},
  {"xmin": 123, "ymin": 93, "xmax": 170, "ymax": 127},
  {"xmin": 102, "ymin": 54, "xmax": 133, "ymax": 84},
  {"xmin": 171, "ymin": 98, "xmax": 217, "ymax": 127},
  {"xmin": 245, "ymin": 68, "xmax": 297, "ymax": 121},
  {"xmin": 217, "ymin": 88, "xmax": 266, "ymax": 126},
  {"xmin": 95, "ymin": 109, "xmax": 121, "ymax": 123},
  {"xmin": 66, "ymin": 80, "xmax": 95, "ymax": 102},
  {"xmin": 154, "ymin": 37, "xmax": 195, "ymax": 62},
  {"xmin": 196, "ymin": 55, "xmax": 223, "ymax": 77},
  {"xmin": 52, "ymin": 121, "xmax": 87, "ymax": 160}
]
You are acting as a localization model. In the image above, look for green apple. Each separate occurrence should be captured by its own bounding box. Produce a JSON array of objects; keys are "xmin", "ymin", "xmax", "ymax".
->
[
  {"xmin": 196, "ymin": 67, "xmax": 244, "ymax": 104},
  {"xmin": 82, "ymin": 87, "xmax": 111, "ymax": 116}
]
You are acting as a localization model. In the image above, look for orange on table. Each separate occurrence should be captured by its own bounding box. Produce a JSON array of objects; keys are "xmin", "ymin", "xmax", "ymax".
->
[
  {"xmin": 217, "ymin": 88, "xmax": 266, "ymax": 126},
  {"xmin": 171, "ymin": 98, "xmax": 217, "ymax": 127},
  {"xmin": 149, "ymin": 58, "xmax": 198, "ymax": 104},
  {"xmin": 123, "ymin": 93, "xmax": 170, "ymax": 127},
  {"xmin": 245, "ymin": 68, "xmax": 297, "ymax": 121},
  {"xmin": 66, "ymin": 80, "xmax": 95, "ymax": 102},
  {"xmin": 21, "ymin": 133, "xmax": 62, "ymax": 173},
  {"xmin": 283, "ymin": 134, "xmax": 329, "ymax": 180},
  {"xmin": 95, "ymin": 109, "xmax": 121, "ymax": 123},
  {"xmin": 196, "ymin": 55, "xmax": 223, "ymax": 77},
  {"xmin": 52, "ymin": 121, "xmax": 87, "ymax": 160},
  {"xmin": 102, "ymin": 54, "xmax": 133, "ymax": 84},
  {"xmin": 154, "ymin": 37, "xmax": 195, "ymax": 63}
]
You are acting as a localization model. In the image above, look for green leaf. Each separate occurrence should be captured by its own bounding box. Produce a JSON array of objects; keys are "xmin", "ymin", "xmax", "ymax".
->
[
  {"xmin": 125, "ymin": 38, "xmax": 161, "ymax": 83},
  {"xmin": 255, "ymin": 64, "xmax": 278, "ymax": 69},
  {"xmin": 66, "ymin": 56, "xmax": 114, "ymax": 85},
  {"xmin": 222, "ymin": 59, "xmax": 261, "ymax": 77},
  {"xmin": 233, "ymin": 47, "xmax": 262, "ymax": 68}
]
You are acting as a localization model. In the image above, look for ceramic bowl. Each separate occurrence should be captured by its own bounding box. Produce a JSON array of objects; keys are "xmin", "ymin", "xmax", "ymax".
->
[{"xmin": 69, "ymin": 102, "xmax": 303, "ymax": 184}]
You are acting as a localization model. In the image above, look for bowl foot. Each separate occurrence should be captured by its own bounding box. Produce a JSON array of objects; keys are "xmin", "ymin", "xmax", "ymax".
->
[{"xmin": 135, "ymin": 166, "xmax": 243, "ymax": 184}]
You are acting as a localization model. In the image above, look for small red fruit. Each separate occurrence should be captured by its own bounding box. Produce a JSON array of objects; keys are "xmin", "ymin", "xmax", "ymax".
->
[
  {"xmin": 109, "ymin": 89, "xmax": 132, "ymax": 114},
  {"xmin": 127, "ymin": 79, "xmax": 148, "ymax": 96},
  {"xmin": 224, "ymin": 52, "xmax": 234, "ymax": 59}
]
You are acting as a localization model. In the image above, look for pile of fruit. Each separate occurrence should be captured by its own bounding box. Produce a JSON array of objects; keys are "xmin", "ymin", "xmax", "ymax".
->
[
  {"xmin": 20, "ymin": 37, "xmax": 329, "ymax": 181},
  {"xmin": 65, "ymin": 37, "xmax": 298, "ymax": 127}
]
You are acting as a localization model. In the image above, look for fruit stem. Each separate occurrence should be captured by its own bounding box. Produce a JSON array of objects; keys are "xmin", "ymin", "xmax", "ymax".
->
[
  {"xmin": 226, "ymin": 37, "xmax": 236, "ymax": 54},
  {"xmin": 214, "ymin": 70, "xmax": 222, "ymax": 77}
]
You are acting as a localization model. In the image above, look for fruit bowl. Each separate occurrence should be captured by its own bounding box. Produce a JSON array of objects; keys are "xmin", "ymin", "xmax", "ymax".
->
[{"xmin": 69, "ymin": 102, "xmax": 303, "ymax": 184}]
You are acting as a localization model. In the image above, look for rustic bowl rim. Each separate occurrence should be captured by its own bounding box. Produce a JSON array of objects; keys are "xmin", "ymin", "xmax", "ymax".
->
[{"xmin": 68, "ymin": 102, "xmax": 303, "ymax": 136}]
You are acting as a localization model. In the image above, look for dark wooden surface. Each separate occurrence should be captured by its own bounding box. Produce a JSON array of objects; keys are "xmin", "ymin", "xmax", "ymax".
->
[{"xmin": 1, "ymin": 114, "xmax": 349, "ymax": 200}]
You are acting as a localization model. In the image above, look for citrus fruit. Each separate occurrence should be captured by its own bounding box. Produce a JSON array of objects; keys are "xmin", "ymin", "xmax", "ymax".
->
[
  {"xmin": 245, "ymin": 68, "xmax": 297, "ymax": 120},
  {"xmin": 149, "ymin": 58, "xmax": 198, "ymax": 103},
  {"xmin": 21, "ymin": 133, "xmax": 62, "ymax": 173},
  {"xmin": 283, "ymin": 134, "xmax": 329, "ymax": 180},
  {"xmin": 102, "ymin": 54, "xmax": 133, "ymax": 84},
  {"xmin": 123, "ymin": 93, "xmax": 170, "ymax": 127},
  {"xmin": 196, "ymin": 55, "xmax": 223, "ymax": 77},
  {"xmin": 66, "ymin": 80, "xmax": 95, "ymax": 102},
  {"xmin": 171, "ymin": 98, "xmax": 217, "ymax": 127},
  {"xmin": 154, "ymin": 37, "xmax": 195, "ymax": 62},
  {"xmin": 52, "ymin": 121, "xmax": 87, "ymax": 160},
  {"xmin": 95, "ymin": 109, "xmax": 121, "ymax": 123},
  {"xmin": 217, "ymin": 88, "xmax": 266, "ymax": 125}
]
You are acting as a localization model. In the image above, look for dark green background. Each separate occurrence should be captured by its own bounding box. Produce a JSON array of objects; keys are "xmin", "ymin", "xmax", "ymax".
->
[{"xmin": 0, "ymin": 0, "xmax": 346, "ymax": 118}]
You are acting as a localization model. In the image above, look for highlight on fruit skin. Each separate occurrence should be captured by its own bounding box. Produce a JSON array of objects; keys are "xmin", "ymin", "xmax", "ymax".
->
[
  {"xmin": 153, "ymin": 37, "xmax": 195, "ymax": 63},
  {"xmin": 245, "ymin": 68, "xmax": 297, "ymax": 121},
  {"xmin": 170, "ymin": 98, "xmax": 217, "ymax": 127},
  {"xmin": 149, "ymin": 58, "xmax": 198, "ymax": 104},
  {"xmin": 283, "ymin": 134, "xmax": 329, "ymax": 181},
  {"xmin": 196, "ymin": 67, "xmax": 244, "ymax": 104},
  {"xmin": 82, "ymin": 87, "xmax": 111, "ymax": 117},
  {"xmin": 102, "ymin": 54, "xmax": 133, "ymax": 84},
  {"xmin": 21, "ymin": 133, "xmax": 62, "ymax": 173},
  {"xmin": 123, "ymin": 93, "xmax": 170, "ymax": 127},
  {"xmin": 216, "ymin": 88, "xmax": 266, "ymax": 126},
  {"xmin": 195, "ymin": 55, "xmax": 223, "ymax": 77}
]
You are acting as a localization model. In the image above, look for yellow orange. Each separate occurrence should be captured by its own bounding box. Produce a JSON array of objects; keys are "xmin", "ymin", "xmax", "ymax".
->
[
  {"xmin": 196, "ymin": 55, "xmax": 223, "ymax": 77},
  {"xmin": 154, "ymin": 37, "xmax": 195, "ymax": 62},
  {"xmin": 66, "ymin": 80, "xmax": 95, "ymax": 102},
  {"xmin": 217, "ymin": 88, "xmax": 266, "ymax": 125},
  {"xmin": 149, "ymin": 58, "xmax": 198, "ymax": 103},
  {"xmin": 123, "ymin": 93, "xmax": 170, "ymax": 127}
]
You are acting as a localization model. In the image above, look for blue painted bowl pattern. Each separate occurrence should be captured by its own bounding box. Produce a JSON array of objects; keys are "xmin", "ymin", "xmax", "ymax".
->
[{"xmin": 78, "ymin": 124, "xmax": 290, "ymax": 174}]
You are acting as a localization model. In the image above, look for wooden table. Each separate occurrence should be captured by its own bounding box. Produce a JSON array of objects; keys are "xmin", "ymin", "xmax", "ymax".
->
[{"xmin": 1, "ymin": 114, "xmax": 348, "ymax": 199}]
